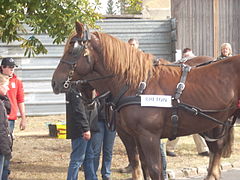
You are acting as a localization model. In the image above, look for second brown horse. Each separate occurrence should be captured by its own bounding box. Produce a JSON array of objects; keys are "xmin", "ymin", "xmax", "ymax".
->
[{"xmin": 52, "ymin": 22, "xmax": 238, "ymax": 180}]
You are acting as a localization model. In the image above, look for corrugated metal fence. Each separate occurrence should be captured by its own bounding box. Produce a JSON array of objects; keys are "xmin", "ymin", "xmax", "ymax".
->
[{"xmin": 0, "ymin": 18, "xmax": 176, "ymax": 116}]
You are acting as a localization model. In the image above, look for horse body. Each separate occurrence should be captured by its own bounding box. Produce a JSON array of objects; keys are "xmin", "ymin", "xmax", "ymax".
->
[{"xmin": 52, "ymin": 22, "xmax": 239, "ymax": 180}]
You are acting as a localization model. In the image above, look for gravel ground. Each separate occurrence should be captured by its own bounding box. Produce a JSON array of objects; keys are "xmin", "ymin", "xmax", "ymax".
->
[{"xmin": 8, "ymin": 115, "xmax": 240, "ymax": 180}]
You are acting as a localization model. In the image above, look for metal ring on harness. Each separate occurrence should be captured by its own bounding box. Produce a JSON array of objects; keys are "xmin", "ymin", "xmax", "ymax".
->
[
  {"xmin": 136, "ymin": 81, "xmax": 147, "ymax": 96},
  {"xmin": 176, "ymin": 82, "xmax": 185, "ymax": 91},
  {"xmin": 64, "ymin": 78, "xmax": 71, "ymax": 89}
]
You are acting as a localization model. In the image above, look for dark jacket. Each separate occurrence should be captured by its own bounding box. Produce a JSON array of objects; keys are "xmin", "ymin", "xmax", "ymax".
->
[
  {"xmin": 0, "ymin": 95, "xmax": 12, "ymax": 160},
  {"xmin": 98, "ymin": 98, "xmax": 106, "ymax": 121},
  {"xmin": 216, "ymin": 54, "xmax": 232, "ymax": 61},
  {"xmin": 66, "ymin": 89, "xmax": 98, "ymax": 139}
]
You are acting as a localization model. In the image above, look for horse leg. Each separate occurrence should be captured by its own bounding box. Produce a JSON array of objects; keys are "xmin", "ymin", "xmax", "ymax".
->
[
  {"xmin": 204, "ymin": 125, "xmax": 234, "ymax": 180},
  {"xmin": 205, "ymin": 151, "xmax": 221, "ymax": 180},
  {"xmin": 117, "ymin": 125, "xmax": 144, "ymax": 180},
  {"xmin": 136, "ymin": 132, "xmax": 162, "ymax": 180},
  {"xmin": 135, "ymin": 140, "xmax": 151, "ymax": 180}
]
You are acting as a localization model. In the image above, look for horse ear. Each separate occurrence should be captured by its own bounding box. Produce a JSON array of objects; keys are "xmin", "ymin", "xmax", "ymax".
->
[{"xmin": 75, "ymin": 21, "xmax": 84, "ymax": 38}]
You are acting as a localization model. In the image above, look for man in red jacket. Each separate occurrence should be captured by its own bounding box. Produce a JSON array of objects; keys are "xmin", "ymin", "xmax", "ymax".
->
[{"xmin": 0, "ymin": 57, "xmax": 26, "ymax": 133}]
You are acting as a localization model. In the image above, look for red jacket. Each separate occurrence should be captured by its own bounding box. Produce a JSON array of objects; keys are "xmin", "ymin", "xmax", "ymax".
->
[{"xmin": 7, "ymin": 74, "xmax": 25, "ymax": 120}]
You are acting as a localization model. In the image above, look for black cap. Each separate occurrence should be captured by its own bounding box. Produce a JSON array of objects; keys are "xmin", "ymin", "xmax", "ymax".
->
[{"xmin": 1, "ymin": 57, "xmax": 18, "ymax": 67}]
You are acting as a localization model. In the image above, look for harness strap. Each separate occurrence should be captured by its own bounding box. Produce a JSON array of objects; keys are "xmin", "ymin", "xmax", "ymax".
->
[
  {"xmin": 111, "ymin": 85, "xmax": 129, "ymax": 108},
  {"xmin": 178, "ymin": 103, "xmax": 230, "ymax": 126},
  {"xmin": 195, "ymin": 60, "xmax": 217, "ymax": 67},
  {"xmin": 73, "ymin": 74, "xmax": 115, "ymax": 84},
  {"xmin": 174, "ymin": 64, "xmax": 191, "ymax": 99},
  {"xmin": 107, "ymin": 94, "xmax": 235, "ymax": 142},
  {"xmin": 114, "ymin": 96, "xmax": 141, "ymax": 111},
  {"xmin": 199, "ymin": 120, "xmax": 232, "ymax": 142},
  {"xmin": 170, "ymin": 64, "xmax": 191, "ymax": 140},
  {"xmin": 114, "ymin": 96, "xmax": 233, "ymax": 127},
  {"xmin": 105, "ymin": 85, "xmax": 129, "ymax": 131},
  {"xmin": 136, "ymin": 70, "xmax": 152, "ymax": 96},
  {"xmin": 169, "ymin": 108, "xmax": 179, "ymax": 140}
]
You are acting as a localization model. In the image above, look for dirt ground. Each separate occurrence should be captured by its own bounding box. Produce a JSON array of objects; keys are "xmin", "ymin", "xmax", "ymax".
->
[{"xmin": 8, "ymin": 115, "xmax": 240, "ymax": 180}]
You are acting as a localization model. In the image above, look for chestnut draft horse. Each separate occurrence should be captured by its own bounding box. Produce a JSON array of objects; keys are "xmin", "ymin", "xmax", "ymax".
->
[{"xmin": 52, "ymin": 22, "xmax": 239, "ymax": 180}]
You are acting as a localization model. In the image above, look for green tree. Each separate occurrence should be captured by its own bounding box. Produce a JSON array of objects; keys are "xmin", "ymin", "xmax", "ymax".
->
[
  {"xmin": 119, "ymin": 0, "xmax": 142, "ymax": 15},
  {"xmin": 0, "ymin": 0, "xmax": 101, "ymax": 57},
  {"xmin": 106, "ymin": 0, "xmax": 116, "ymax": 15}
]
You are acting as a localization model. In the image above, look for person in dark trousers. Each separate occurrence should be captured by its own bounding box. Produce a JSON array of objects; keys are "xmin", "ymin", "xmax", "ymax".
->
[
  {"xmin": 0, "ymin": 74, "xmax": 12, "ymax": 180},
  {"xmin": 66, "ymin": 88, "xmax": 98, "ymax": 180}
]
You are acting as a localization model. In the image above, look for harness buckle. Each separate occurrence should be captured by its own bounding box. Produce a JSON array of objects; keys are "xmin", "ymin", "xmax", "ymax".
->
[
  {"xmin": 176, "ymin": 82, "xmax": 185, "ymax": 91},
  {"xmin": 136, "ymin": 82, "xmax": 147, "ymax": 96},
  {"xmin": 192, "ymin": 107, "xmax": 198, "ymax": 115}
]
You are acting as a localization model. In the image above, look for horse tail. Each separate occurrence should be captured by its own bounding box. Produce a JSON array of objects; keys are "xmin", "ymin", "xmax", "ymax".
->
[{"xmin": 222, "ymin": 126, "xmax": 234, "ymax": 158}]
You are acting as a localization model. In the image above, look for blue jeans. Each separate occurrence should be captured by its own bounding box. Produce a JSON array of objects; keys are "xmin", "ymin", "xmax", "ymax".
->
[
  {"xmin": 160, "ymin": 142, "xmax": 167, "ymax": 179},
  {"xmin": 0, "ymin": 154, "xmax": 4, "ymax": 179},
  {"xmin": 8, "ymin": 120, "xmax": 15, "ymax": 134},
  {"xmin": 0, "ymin": 154, "xmax": 9, "ymax": 180},
  {"xmin": 67, "ymin": 137, "xmax": 97, "ymax": 180},
  {"xmin": 92, "ymin": 121, "xmax": 116, "ymax": 179}
]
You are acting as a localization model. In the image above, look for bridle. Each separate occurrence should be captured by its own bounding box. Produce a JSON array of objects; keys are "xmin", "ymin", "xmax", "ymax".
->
[
  {"xmin": 60, "ymin": 25, "xmax": 91, "ymax": 89},
  {"xmin": 60, "ymin": 25, "xmax": 115, "ymax": 97}
]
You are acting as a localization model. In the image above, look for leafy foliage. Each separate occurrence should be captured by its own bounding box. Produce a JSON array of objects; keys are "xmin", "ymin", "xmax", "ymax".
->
[
  {"xmin": 119, "ymin": 0, "xmax": 143, "ymax": 15},
  {"xmin": 0, "ymin": 0, "xmax": 101, "ymax": 57}
]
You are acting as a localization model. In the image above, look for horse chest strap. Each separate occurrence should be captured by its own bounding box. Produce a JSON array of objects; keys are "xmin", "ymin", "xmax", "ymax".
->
[
  {"xmin": 169, "ymin": 107, "xmax": 179, "ymax": 141},
  {"xmin": 170, "ymin": 64, "xmax": 191, "ymax": 140},
  {"xmin": 174, "ymin": 64, "xmax": 191, "ymax": 99}
]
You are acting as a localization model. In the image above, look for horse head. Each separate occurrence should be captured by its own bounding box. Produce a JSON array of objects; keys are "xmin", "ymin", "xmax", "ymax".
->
[
  {"xmin": 52, "ymin": 21, "xmax": 156, "ymax": 96},
  {"xmin": 52, "ymin": 22, "xmax": 98, "ymax": 94}
]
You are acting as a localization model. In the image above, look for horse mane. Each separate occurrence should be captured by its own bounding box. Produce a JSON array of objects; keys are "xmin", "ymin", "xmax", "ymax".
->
[{"xmin": 93, "ymin": 32, "xmax": 155, "ymax": 88}]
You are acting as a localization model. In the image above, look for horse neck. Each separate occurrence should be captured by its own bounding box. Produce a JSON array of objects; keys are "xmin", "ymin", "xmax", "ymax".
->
[
  {"xmin": 87, "ymin": 64, "xmax": 128, "ymax": 97},
  {"xmin": 95, "ymin": 32, "xmax": 154, "ymax": 91}
]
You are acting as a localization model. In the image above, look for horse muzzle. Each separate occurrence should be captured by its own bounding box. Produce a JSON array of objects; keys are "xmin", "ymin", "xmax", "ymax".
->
[{"xmin": 52, "ymin": 79, "xmax": 68, "ymax": 94}]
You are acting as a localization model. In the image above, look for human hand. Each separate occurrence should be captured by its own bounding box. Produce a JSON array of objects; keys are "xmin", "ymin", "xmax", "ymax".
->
[
  {"xmin": 19, "ymin": 118, "xmax": 27, "ymax": 130},
  {"xmin": 82, "ymin": 131, "xmax": 91, "ymax": 140}
]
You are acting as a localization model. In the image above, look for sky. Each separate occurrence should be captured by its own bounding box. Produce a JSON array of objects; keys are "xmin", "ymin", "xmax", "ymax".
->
[{"xmin": 91, "ymin": 0, "xmax": 120, "ymax": 15}]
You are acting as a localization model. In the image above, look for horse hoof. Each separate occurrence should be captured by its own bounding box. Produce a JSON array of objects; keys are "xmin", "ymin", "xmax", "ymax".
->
[{"xmin": 204, "ymin": 175, "xmax": 220, "ymax": 180}]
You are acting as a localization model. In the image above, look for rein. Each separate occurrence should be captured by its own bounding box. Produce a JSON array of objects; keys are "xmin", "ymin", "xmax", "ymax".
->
[{"xmin": 71, "ymin": 74, "xmax": 115, "ymax": 85}]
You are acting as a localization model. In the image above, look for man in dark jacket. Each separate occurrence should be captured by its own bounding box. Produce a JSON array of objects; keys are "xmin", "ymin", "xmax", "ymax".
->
[
  {"xmin": 66, "ymin": 88, "xmax": 98, "ymax": 180},
  {"xmin": 0, "ymin": 74, "xmax": 12, "ymax": 180}
]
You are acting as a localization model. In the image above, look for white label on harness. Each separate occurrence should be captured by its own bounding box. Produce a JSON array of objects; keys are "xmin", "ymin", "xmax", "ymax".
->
[{"xmin": 140, "ymin": 95, "xmax": 172, "ymax": 107}]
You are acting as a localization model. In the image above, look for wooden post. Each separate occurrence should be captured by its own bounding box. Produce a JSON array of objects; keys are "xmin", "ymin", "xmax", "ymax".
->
[{"xmin": 213, "ymin": 0, "xmax": 219, "ymax": 58}]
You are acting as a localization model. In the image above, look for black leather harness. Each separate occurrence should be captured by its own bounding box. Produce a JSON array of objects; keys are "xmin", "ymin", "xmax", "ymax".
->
[
  {"xmin": 103, "ymin": 63, "xmax": 236, "ymax": 140},
  {"xmin": 66, "ymin": 26, "xmax": 235, "ymax": 139}
]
